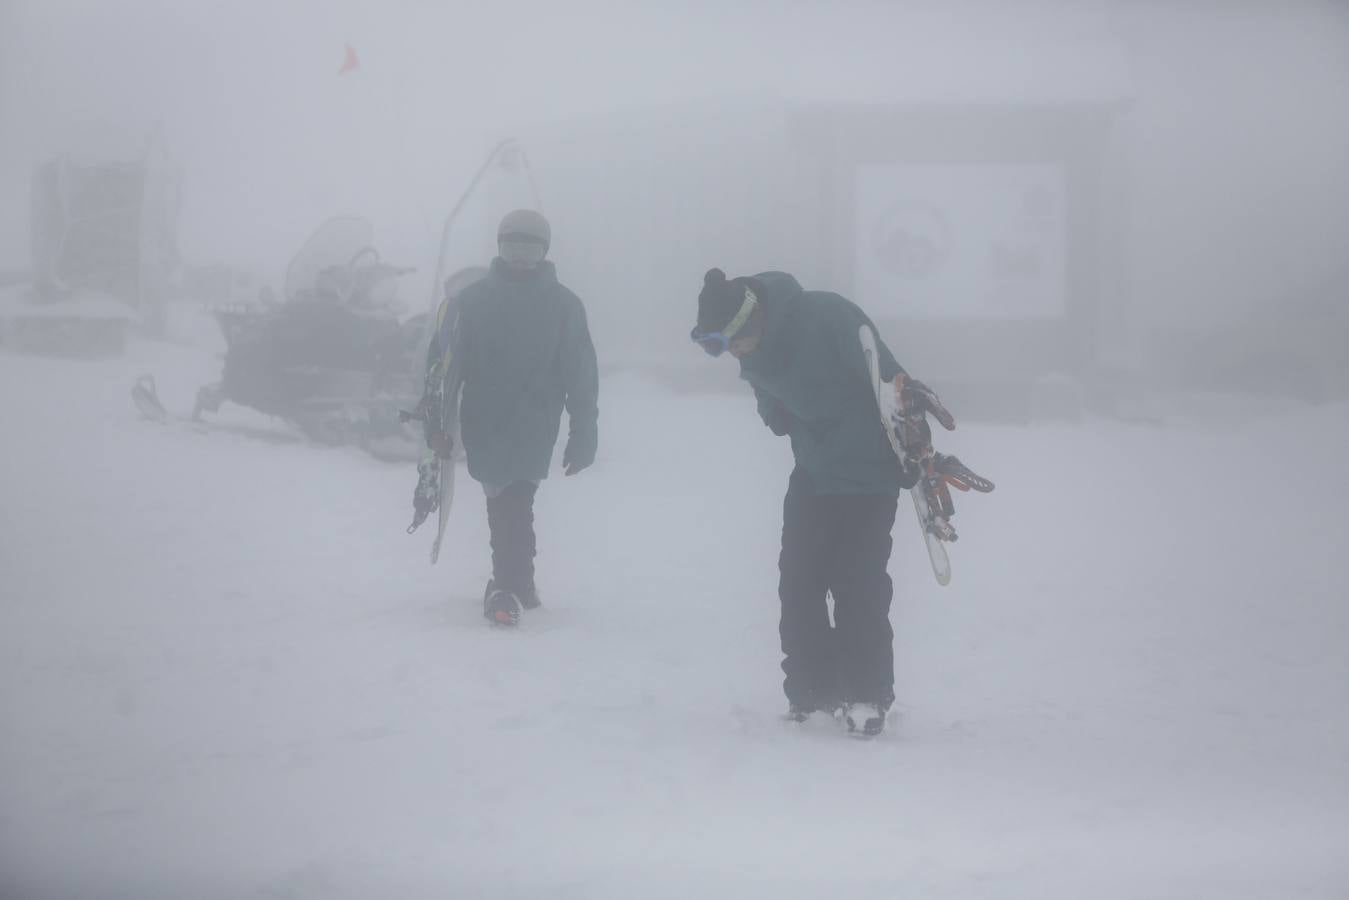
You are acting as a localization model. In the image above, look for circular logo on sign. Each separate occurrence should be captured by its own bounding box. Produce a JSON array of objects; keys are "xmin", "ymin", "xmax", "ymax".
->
[{"xmin": 869, "ymin": 199, "xmax": 952, "ymax": 279}]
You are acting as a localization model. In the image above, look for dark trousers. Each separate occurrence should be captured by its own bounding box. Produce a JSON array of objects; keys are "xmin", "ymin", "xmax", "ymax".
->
[
  {"xmin": 779, "ymin": 468, "xmax": 898, "ymax": 710},
  {"xmin": 485, "ymin": 481, "xmax": 538, "ymax": 595}
]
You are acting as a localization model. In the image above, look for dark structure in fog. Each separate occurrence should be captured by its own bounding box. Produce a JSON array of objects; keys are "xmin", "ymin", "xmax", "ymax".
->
[{"xmin": 516, "ymin": 11, "xmax": 1349, "ymax": 417}]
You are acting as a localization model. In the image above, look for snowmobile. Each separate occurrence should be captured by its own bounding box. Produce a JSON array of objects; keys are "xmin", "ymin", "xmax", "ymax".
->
[{"xmin": 134, "ymin": 217, "xmax": 429, "ymax": 458}]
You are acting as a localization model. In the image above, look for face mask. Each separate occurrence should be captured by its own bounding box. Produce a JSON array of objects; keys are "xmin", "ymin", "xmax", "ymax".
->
[{"xmin": 499, "ymin": 240, "xmax": 546, "ymax": 267}]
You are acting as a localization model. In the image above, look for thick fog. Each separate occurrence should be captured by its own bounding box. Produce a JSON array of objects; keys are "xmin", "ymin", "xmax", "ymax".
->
[
  {"xmin": 2, "ymin": 2, "xmax": 1347, "ymax": 898},
  {"xmin": 4, "ymin": 1, "xmax": 1348, "ymax": 381}
]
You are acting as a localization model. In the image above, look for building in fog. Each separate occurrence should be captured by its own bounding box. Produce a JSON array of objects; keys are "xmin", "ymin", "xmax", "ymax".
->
[{"xmin": 514, "ymin": 5, "xmax": 1349, "ymax": 418}]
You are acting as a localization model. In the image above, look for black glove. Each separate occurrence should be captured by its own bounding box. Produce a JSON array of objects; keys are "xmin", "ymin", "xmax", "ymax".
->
[
  {"xmin": 899, "ymin": 377, "xmax": 955, "ymax": 431},
  {"xmin": 896, "ymin": 454, "xmax": 923, "ymax": 491},
  {"xmin": 888, "ymin": 374, "xmax": 954, "ymax": 460},
  {"xmin": 562, "ymin": 429, "xmax": 596, "ymax": 477}
]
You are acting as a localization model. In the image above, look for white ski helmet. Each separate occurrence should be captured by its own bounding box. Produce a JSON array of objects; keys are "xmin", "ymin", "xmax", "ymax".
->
[{"xmin": 497, "ymin": 209, "xmax": 550, "ymax": 266}]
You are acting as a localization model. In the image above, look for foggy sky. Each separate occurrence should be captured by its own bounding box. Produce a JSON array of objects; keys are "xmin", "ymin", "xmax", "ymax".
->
[{"xmin": 2, "ymin": 0, "xmax": 1348, "ymax": 332}]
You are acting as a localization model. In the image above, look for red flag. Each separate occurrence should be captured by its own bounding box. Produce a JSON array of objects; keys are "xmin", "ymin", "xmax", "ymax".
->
[{"xmin": 339, "ymin": 43, "xmax": 360, "ymax": 76}]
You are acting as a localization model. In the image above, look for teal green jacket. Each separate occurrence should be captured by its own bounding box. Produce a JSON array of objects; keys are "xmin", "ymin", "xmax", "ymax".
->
[
  {"xmin": 452, "ymin": 259, "xmax": 598, "ymax": 485},
  {"xmin": 738, "ymin": 272, "xmax": 905, "ymax": 496}
]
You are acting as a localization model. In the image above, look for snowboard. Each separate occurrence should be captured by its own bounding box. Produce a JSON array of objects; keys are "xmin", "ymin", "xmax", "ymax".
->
[
  {"xmin": 407, "ymin": 446, "xmax": 456, "ymax": 563},
  {"xmin": 858, "ymin": 326, "xmax": 952, "ymax": 586},
  {"xmin": 429, "ymin": 450, "xmax": 454, "ymax": 564},
  {"xmin": 406, "ymin": 296, "xmax": 465, "ymax": 565}
]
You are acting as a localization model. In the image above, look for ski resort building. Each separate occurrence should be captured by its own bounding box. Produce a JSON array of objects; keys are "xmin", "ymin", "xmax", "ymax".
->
[{"xmin": 513, "ymin": 10, "xmax": 1349, "ymax": 418}]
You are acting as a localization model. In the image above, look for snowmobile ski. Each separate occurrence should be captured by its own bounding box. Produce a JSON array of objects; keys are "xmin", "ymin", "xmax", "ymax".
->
[
  {"xmin": 131, "ymin": 374, "xmax": 301, "ymax": 445},
  {"xmin": 131, "ymin": 374, "xmax": 171, "ymax": 422}
]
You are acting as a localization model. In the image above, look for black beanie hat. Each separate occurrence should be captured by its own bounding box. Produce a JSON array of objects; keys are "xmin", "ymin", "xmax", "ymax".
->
[{"xmin": 697, "ymin": 268, "xmax": 753, "ymax": 333}]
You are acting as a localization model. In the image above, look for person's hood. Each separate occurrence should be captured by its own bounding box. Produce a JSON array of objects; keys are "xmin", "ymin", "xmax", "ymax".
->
[
  {"xmin": 750, "ymin": 271, "xmax": 804, "ymax": 302},
  {"xmin": 739, "ymin": 270, "xmax": 805, "ymax": 367}
]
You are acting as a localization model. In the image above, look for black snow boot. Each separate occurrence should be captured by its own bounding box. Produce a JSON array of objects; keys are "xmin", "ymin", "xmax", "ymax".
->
[
  {"xmin": 843, "ymin": 702, "xmax": 887, "ymax": 738},
  {"xmin": 484, "ymin": 586, "xmax": 521, "ymax": 627},
  {"xmin": 484, "ymin": 579, "xmax": 539, "ymax": 613},
  {"xmin": 784, "ymin": 699, "xmax": 841, "ymax": 724},
  {"xmin": 517, "ymin": 585, "xmax": 541, "ymax": 610}
]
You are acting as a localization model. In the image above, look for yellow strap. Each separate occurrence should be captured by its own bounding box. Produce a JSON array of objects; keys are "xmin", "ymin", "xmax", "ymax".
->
[{"xmin": 721, "ymin": 288, "xmax": 758, "ymax": 340}]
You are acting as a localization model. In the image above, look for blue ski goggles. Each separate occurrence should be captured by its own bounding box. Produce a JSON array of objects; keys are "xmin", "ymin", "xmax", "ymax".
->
[
  {"xmin": 690, "ymin": 289, "xmax": 758, "ymax": 358},
  {"xmin": 690, "ymin": 327, "xmax": 733, "ymax": 357}
]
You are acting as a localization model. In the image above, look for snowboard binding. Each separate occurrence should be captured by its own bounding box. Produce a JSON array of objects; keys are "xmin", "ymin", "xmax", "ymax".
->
[
  {"xmin": 890, "ymin": 375, "xmax": 995, "ymax": 544},
  {"xmin": 913, "ymin": 453, "xmax": 995, "ymax": 542},
  {"xmin": 407, "ymin": 450, "xmax": 442, "ymax": 534}
]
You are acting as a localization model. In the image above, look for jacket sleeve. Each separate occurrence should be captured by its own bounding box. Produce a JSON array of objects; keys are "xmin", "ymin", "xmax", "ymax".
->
[
  {"xmin": 560, "ymin": 293, "xmax": 599, "ymax": 460},
  {"xmin": 753, "ymin": 384, "xmax": 793, "ymax": 436}
]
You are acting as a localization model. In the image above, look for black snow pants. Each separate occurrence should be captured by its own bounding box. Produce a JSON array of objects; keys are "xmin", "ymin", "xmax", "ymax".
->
[
  {"xmin": 485, "ymin": 481, "xmax": 538, "ymax": 596},
  {"xmin": 779, "ymin": 468, "xmax": 898, "ymax": 711}
]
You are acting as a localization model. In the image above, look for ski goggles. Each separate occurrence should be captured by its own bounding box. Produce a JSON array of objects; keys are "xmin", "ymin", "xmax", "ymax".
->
[
  {"xmin": 499, "ymin": 240, "xmax": 546, "ymax": 267},
  {"xmin": 690, "ymin": 288, "xmax": 758, "ymax": 357}
]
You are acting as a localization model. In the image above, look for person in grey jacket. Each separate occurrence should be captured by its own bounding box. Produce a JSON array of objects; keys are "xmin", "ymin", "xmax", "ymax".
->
[{"xmin": 426, "ymin": 210, "xmax": 598, "ymax": 626}]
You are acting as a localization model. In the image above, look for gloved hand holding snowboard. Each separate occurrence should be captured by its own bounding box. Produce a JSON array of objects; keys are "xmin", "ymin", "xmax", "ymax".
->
[{"xmin": 881, "ymin": 372, "xmax": 994, "ymax": 542}]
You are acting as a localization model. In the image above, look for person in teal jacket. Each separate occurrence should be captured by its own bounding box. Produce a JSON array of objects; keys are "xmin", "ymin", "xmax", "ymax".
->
[
  {"xmin": 429, "ymin": 210, "xmax": 598, "ymax": 626},
  {"xmin": 691, "ymin": 267, "xmax": 918, "ymax": 736}
]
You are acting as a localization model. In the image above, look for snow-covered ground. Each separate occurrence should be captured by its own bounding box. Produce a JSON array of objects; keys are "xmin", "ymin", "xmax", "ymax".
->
[{"xmin": 2, "ymin": 322, "xmax": 1347, "ymax": 899}]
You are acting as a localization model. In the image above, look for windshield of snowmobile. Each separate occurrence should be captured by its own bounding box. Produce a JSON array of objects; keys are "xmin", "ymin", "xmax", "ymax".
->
[
  {"xmin": 283, "ymin": 217, "xmax": 376, "ymax": 304},
  {"xmin": 427, "ymin": 140, "xmax": 540, "ymax": 318}
]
